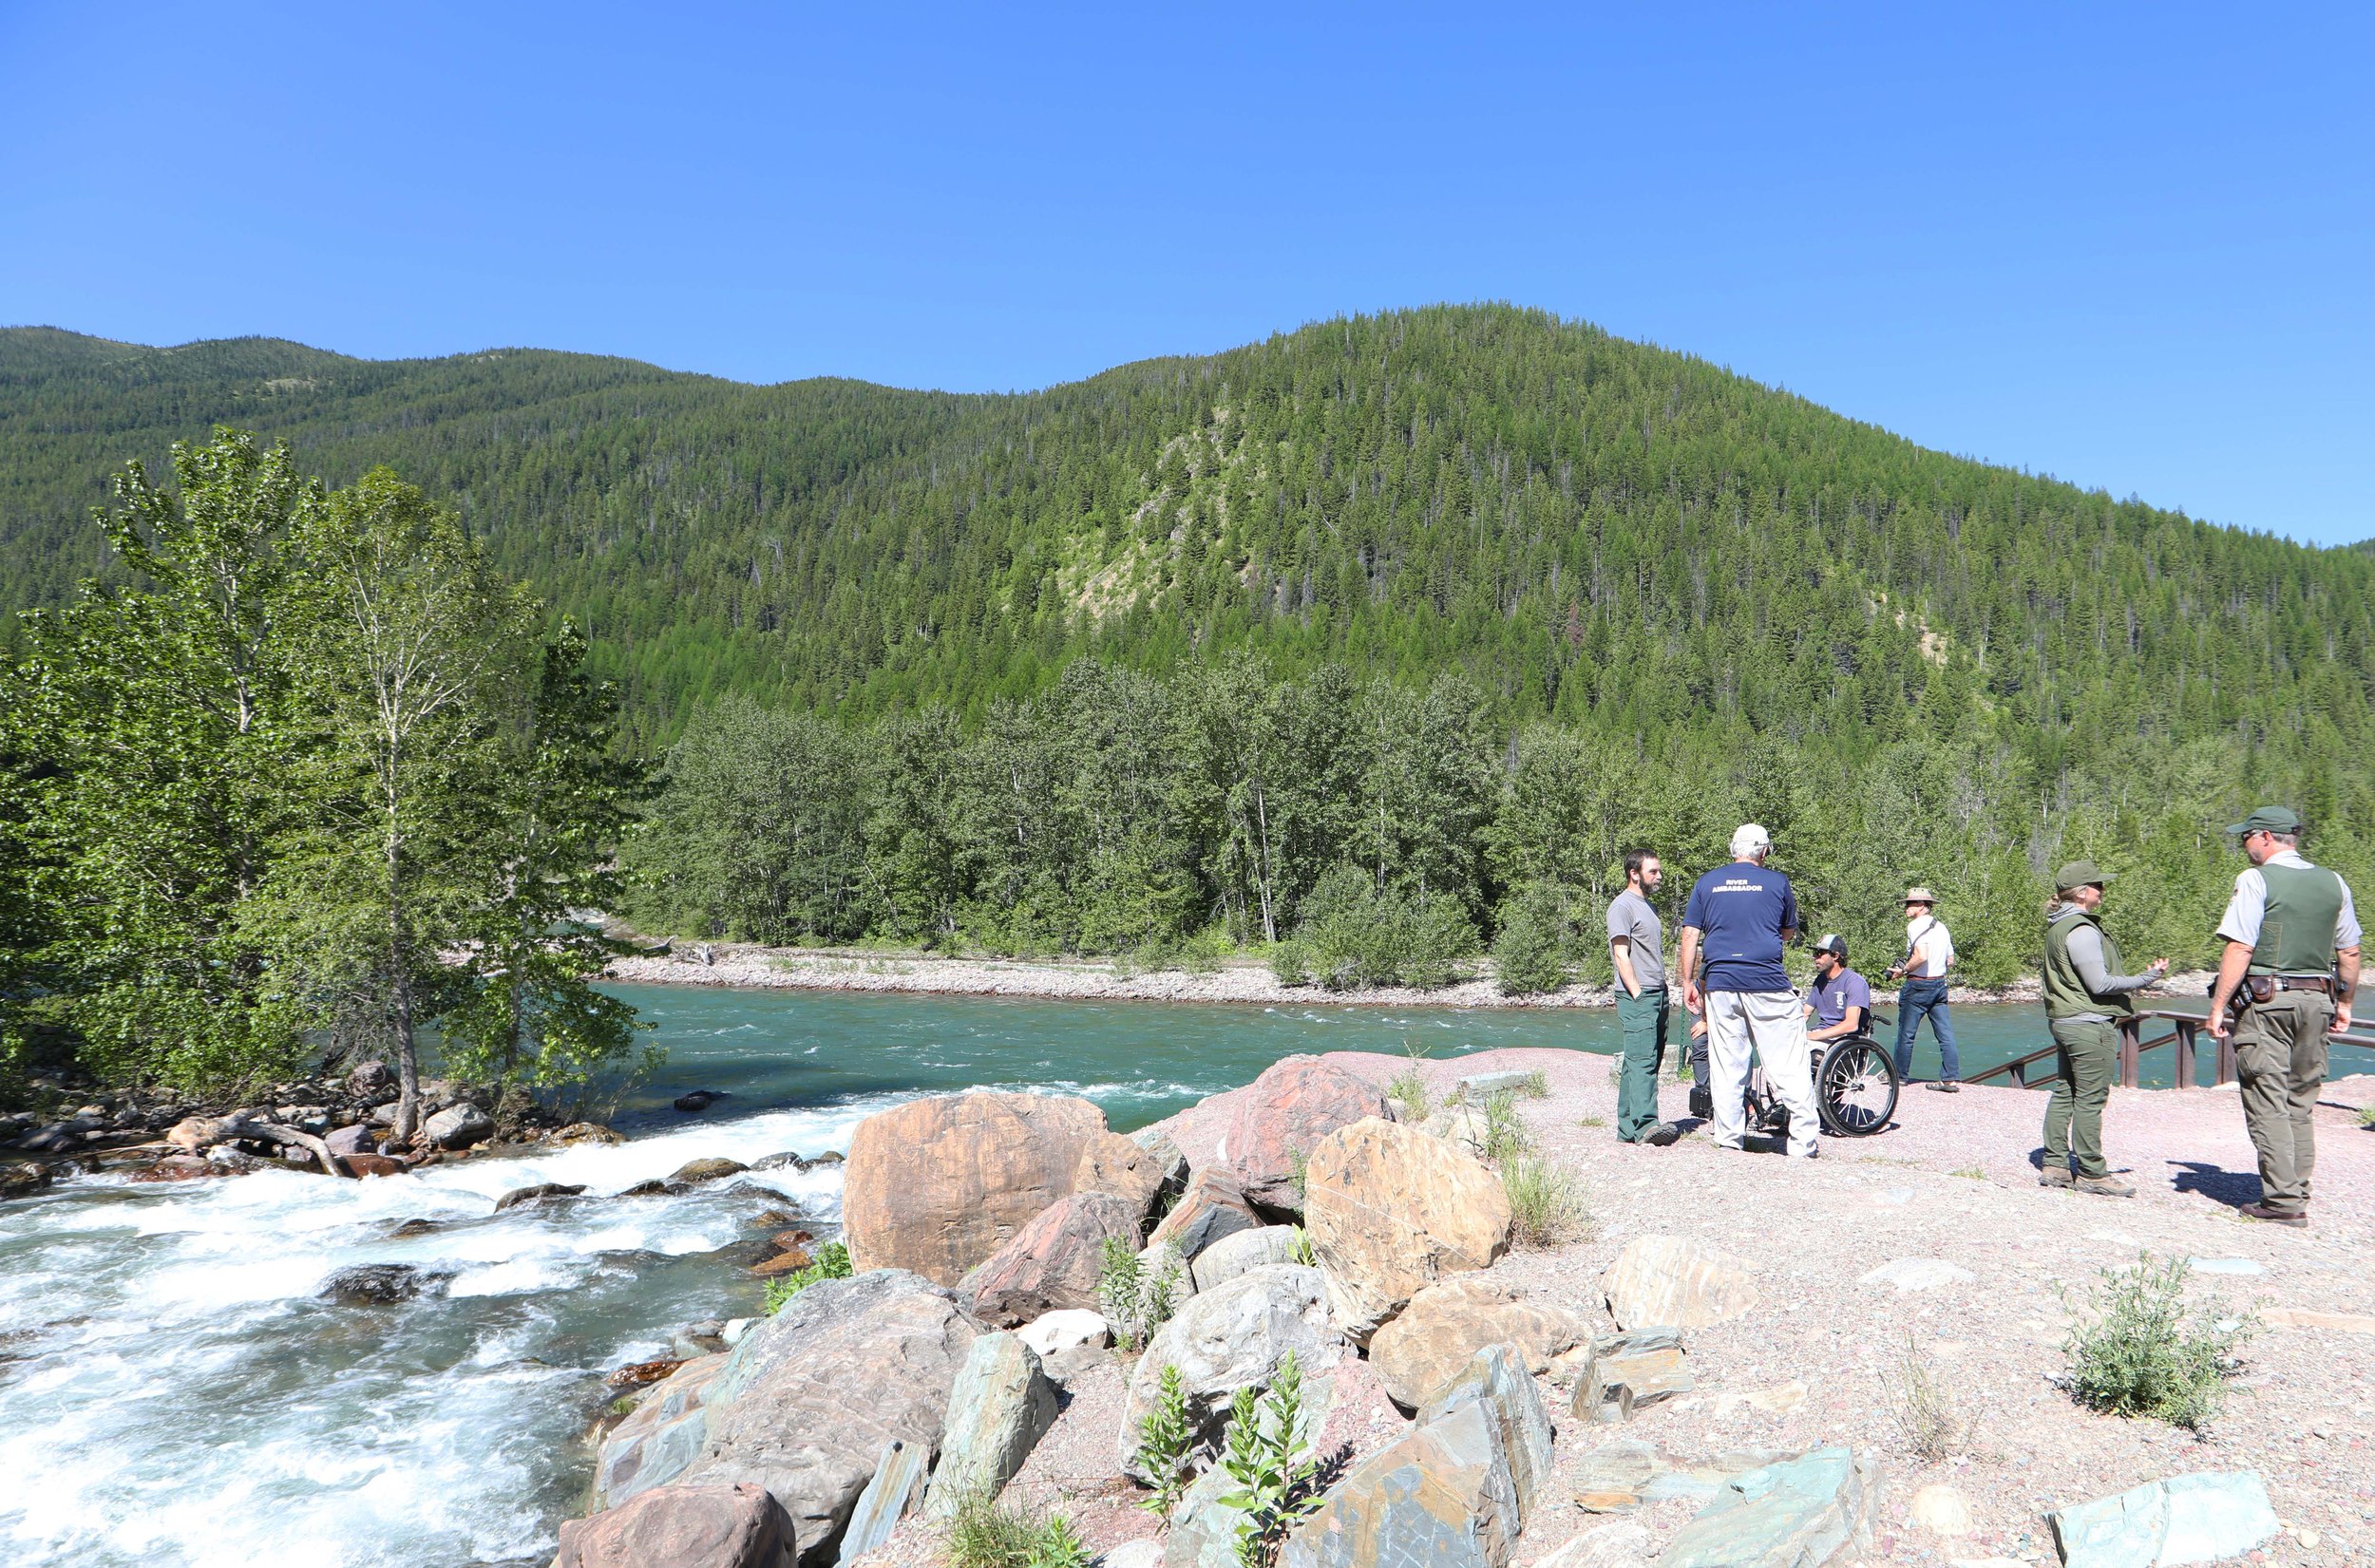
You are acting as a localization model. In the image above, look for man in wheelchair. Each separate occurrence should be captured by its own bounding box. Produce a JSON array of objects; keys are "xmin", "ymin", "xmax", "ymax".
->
[{"xmin": 1805, "ymin": 934, "xmax": 1872, "ymax": 1045}]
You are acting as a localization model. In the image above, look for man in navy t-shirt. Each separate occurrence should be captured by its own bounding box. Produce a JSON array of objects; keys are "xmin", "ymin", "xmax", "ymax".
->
[{"xmin": 1676, "ymin": 823, "xmax": 1821, "ymax": 1158}]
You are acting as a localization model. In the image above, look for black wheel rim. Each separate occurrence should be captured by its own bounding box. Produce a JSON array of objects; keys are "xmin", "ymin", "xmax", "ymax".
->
[{"xmin": 1819, "ymin": 1040, "xmax": 1898, "ymax": 1136}]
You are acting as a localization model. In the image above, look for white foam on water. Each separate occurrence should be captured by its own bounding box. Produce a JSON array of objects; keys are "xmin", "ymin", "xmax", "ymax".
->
[{"xmin": 0, "ymin": 1094, "xmax": 896, "ymax": 1568}]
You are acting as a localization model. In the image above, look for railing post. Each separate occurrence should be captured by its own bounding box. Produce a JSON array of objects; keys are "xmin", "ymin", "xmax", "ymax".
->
[
  {"xmin": 2173, "ymin": 1021, "xmax": 2195, "ymax": 1088},
  {"xmin": 2118, "ymin": 1020, "xmax": 2139, "ymax": 1088},
  {"xmin": 2217, "ymin": 1029, "xmax": 2237, "ymax": 1086}
]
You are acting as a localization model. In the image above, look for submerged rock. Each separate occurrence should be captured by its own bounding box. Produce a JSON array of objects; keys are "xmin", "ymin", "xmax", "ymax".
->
[
  {"xmin": 750, "ymin": 1150, "xmax": 810, "ymax": 1171},
  {"xmin": 0, "ymin": 1162, "xmax": 55, "ymax": 1198},
  {"xmin": 673, "ymin": 1089, "xmax": 728, "ymax": 1113},
  {"xmin": 670, "ymin": 1157, "xmax": 749, "ymax": 1184},
  {"xmin": 494, "ymin": 1181, "xmax": 588, "ymax": 1212},
  {"xmin": 319, "ymin": 1263, "xmax": 455, "ymax": 1305}
]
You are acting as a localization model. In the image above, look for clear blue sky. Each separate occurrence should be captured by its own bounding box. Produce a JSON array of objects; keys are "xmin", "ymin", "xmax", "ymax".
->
[{"xmin": 3, "ymin": 3, "xmax": 2368, "ymax": 543}]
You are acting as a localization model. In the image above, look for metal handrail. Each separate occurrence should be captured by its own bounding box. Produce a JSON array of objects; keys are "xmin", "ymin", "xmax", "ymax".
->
[{"xmin": 1969, "ymin": 1007, "xmax": 2375, "ymax": 1089}]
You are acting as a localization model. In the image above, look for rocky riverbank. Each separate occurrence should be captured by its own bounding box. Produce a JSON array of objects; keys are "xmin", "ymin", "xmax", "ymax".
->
[
  {"xmin": 603, "ymin": 942, "xmax": 2192, "ymax": 1012},
  {"xmin": 0, "ymin": 1059, "xmax": 616, "ymax": 1194},
  {"xmin": 559, "ymin": 1052, "xmax": 2375, "ymax": 1567}
]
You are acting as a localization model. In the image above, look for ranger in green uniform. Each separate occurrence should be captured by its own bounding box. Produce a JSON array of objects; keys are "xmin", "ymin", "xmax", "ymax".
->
[
  {"xmin": 2040, "ymin": 862, "xmax": 2168, "ymax": 1195},
  {"xmin": 2206, "ymin": 806, "xmax": 2364, "ymax": 1228}
]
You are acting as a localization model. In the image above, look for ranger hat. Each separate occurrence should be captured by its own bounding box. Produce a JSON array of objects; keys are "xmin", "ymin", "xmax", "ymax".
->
[
  {"xmin": 2054, "ymin": 860, "xmax": 2112, "ymax": 892},
  {"xmin": 2226, "ymin": 805, "xmax": 2303, "ymax": 837},
  {"xmin": 1813, "ymin": 933, "xmax": 1849, "ymax": 958},
  {"xmin": 1902, "ymin": 887, "xmax": 1938, "ymax": 906}
]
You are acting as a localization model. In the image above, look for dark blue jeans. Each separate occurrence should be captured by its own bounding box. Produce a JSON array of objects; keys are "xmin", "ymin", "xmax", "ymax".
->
[{"xmin": 1894, "ymin": 977, "xmax": 1960, "ymax": 1082}]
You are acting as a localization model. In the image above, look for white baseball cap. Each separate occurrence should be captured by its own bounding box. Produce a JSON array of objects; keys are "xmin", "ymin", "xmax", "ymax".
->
[{"xmin": 1730, "ymin": 823, "xmax": 1772, "ymax": 858}]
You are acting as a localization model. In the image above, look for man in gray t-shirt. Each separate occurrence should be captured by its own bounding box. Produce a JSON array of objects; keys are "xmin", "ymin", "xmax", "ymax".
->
[{"xmin": 1606, "ymin": 850, "xmax": 1680, "ymax": 1146}]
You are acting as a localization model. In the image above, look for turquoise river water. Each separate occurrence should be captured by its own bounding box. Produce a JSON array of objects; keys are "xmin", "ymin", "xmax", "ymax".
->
[{"xmin": 1, "ymin": 985, "xmax": 2353, "ymax": 1566}]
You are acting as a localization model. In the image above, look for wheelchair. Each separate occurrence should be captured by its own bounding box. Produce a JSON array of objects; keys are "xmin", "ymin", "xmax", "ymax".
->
[{"xmin": 1739, "ymin": 1009, "xmax": 1902, "ymax": 1138}]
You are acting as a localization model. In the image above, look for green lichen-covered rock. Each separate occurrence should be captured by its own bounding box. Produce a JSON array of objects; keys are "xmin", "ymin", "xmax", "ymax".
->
[
  {"xmin": 1278, "ymin": 1397, "xmax": 1520, "ymax": 1568},
  {"xmin": 2048, "ymin": 1471, "xmax": 2278, "ymax": 1568},
  {"xmin": 1661, "ymin": 1446, "xmax": 1877, "ymax": 1568}
]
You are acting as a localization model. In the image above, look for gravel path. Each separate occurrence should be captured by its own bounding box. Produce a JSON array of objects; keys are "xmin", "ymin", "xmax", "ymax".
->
[{"xmin": 965, "ymin": 1047, "xmax": 2375, "ymax": 1566}]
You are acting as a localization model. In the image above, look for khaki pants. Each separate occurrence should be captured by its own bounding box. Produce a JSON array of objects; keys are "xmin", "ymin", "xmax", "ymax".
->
[
  {"xmin": 2233, "ymin": 991, "xmax": 2333, "ymax": 1215},
  {"xmin": 2042, "ymin": 1017, "xmax": 2117, "ymax": 1179},
  {"xmin": 1705, "ymin": 989, "xmax": 1819, "ymax": 1158}
]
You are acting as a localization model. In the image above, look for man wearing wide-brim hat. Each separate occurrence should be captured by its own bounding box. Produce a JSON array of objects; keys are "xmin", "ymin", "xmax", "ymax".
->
[
  {"xmin": 1884, "ymin": 886, "xmax": 1962, "ymax": 1090},
  {"xmin": 2207, "ymin": 806, "xmax": 2363, "ymax": 1228},
  {"xmin": 2040, "ymin": 862, "xmax": 2169, "ymax": 1196}
]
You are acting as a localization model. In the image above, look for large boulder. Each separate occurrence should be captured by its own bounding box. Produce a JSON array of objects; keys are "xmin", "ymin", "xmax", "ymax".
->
[
  {"xmin": 1190, "ymin": 1225, "xmax": 1304, "ymax": 1294},
  {"xmin": 1367, "ymin": 1276, "xmax": 1588, "ymax": 1410},
  {"xmin": 1074, "ymin": 1130, "xmax": 1178, "ymax": 1228},
  {"xmin": 1117, "ymin": 1264, "xmax": 1343, "ymax": 1483},
  {"xmin": 1661, "ymin": 1447, "xmax": 1878, "ymax": 1568},
  {"xmin": 1278, "ymin": 1395, "xmax": 1521, "ymax": 1568},
  {"xmin": 1416, "ymin": 1344, "xmax": 1554, "ymax": 1535},
  {"xmin": 1302, "ymin": 1118, "xmax": 1510, "ymax": 1344},
  {"xmin": 1601, "ymin": 1235, "xmax": 1758, "ymax": 1331},
  {"xmin": 593, "ymin": 1354, "xmax": 733, "ymax": 1509},
  {"xmin": 1222, "ymin": 1056, "xmax": 1394, "ymax": 1213},
  {"xmin": 554, "ymin": 1483, "xmax": 794, "ymax": 1568},
  {"xmin": 960, "ymin": 1190, "xmax": 1142, "ymax": 1327},
  {"xmin": 592, "ymin": 1271, "xmax": 975, "ymax": 1561},
  {"xmin": 921, "ymin": 1332, "xmax": 1060, "ymax": 1518},
  {"xmin": 842, "ymin": 1091, "xmax": 1108, "ymax": 1284},
  {"xmin": 420, "ymin": 1103, "xmax": 494, "ymax": 1150},
  {"xmin": 1148, "ymin": 1167, "xmax": 1262, "ymax": 1261},
  {"xmin": 2047, "ymin": 1471, "xmax": 2279, "ymax": 1568}
]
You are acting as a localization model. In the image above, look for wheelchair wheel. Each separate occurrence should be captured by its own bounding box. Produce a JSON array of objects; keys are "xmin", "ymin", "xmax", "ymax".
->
[{"xmin": 1816, "ymin": 1037, "xmax": 1899, "ymax": 1137}]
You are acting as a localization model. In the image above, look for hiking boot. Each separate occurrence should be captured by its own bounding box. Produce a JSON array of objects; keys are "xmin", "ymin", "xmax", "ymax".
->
[
  {"xmin": 1925, "ymin": 1081, "xmax": 1961, "ymax": 1094},
  {"xmin": 2038, "ymin": 1164, "xmax": 2075, "ymax": 1188},
  {"xmin": 1643, "ymin": 1122, "xmax": 1681, "ymax": 1147},
  {"xmin": 2238, "ymin": 1202, "xmax": 2308, "ymax": 1228},
  {"xmin": 1688, "ymin": 1086, "xmax": 1713, "ymax": 1121},
  {"xmin": 2075, "ymin": 1173, "xmax": 2136, "ymax": 1198}
]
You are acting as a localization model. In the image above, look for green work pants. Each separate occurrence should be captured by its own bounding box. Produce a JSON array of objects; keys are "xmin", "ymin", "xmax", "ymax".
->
[
  {"xmin": 2042, "ymin": 1017, "xmax": 2118, "ymax": 1179},
  {"xmin": 1615, "ymin": 989, "xmax": 1670, "ymax": 1142},
  {"xmin": 2233, "ymin": 991, "xmax": 2333, "ymax": 1215}
]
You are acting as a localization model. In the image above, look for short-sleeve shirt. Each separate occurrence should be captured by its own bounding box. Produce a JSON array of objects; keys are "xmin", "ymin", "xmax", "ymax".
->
[
  {"xmin": 1901, "ymin": 918, "xmax": 1955, "ymax": 978},
  {"xmin": 2214, "ymin": 850, "xmax": 2364, "ymax": 953},
  {"xmin": 1682, "ymin": 862, "xmax": 1798, "ymax": 993},
  {"xmin": 1807, "ymin": 967, "xmax": 1872, "ymax": 1028},
  {"xmin": 1606, "ymin": 890, "xmax": 1665, "ymax": 991}
]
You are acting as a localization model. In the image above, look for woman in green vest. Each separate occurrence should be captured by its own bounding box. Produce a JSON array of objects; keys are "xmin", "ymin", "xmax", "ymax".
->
[{"xmin": 2040, "ymin": 862, "xmax": 2169, "ymax": 1195}]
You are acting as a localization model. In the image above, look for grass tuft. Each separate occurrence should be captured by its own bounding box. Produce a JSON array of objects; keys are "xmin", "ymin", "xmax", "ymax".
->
[
  {"xmin": 944, "ymin": 1493, "xmax": 1092, "ymax": 1568},
  {"xmin": 1509, "ymin": 1068, "xmax": 1550, "ymax": 1099},
  {"xmin": 1578, "ymin": 1115, "xmax": 1607, "ymax": 1128},
  {"xmin": 1950, "ymin": 1165, "xmax": 1987, "ymax": 1181},
  {"xmin": 1500, "ymin": 1153, "xmax": 1589, "ymax": 1248},
  {"xmin": 1886, "ymin": 1329, "xmax": 1966, "ymax": 1463},
  {"xmin": 2058, "ymin": 1254, "xmax": 2256, "ymax": 1429},
  {"xmin": 1478, "ymin": 1089, "xmax": 1534, "ymax": 1162}
]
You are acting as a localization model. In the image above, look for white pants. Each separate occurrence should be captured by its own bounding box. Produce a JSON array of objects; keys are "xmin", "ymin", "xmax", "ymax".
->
[{"xmin": 1706, "ymin": 989, "xmax": 1820, "ymax": 1158}]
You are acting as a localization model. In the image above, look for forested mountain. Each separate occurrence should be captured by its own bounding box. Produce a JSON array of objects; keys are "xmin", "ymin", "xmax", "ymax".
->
[{"xmin": 6, "ymin": 305, "xmax": 2372, "ymax": 987}]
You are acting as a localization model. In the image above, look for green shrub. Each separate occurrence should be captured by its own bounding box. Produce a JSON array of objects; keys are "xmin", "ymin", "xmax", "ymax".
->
[
  {"xmin": 2059, "ymin": 1255, "xmax": 2255, "ymax": 1428},
  {"xmin": 1099, "ymin": 1237, "xmax": 1184, "ymax": 1351},
  {"xmin": 1290, "ymin": 863, "xmax": 1479, "ymax": 991},
  {"xmin": 762, "ymin": 1239, "xmax": 851, "ymax": 1313},
  {"xmin": 2360, "ymin": 1105, "xmax": 2374, "ymax": 1129},
  {"xmin": 1500, "ymin": 1154, "xmax": 1588, "ymax": 1248},
  {"xmin": 943, "ymin": 1492, "xmax": 1092, "ymax": 1568},
  {"xmin": 1132, "ymin": 1363, "xmax": 1196, "ymax": 1521},
  {"xmin": 1266, "ymin": 938, "xmax": 1313, "ymax": 988},
  {"xmin": 1490, "ymin": 881, "xmax": 1574, "ymax": 994},
  {"xmin": 1217, "ymin": 1351, "xmax": 1324, "ymax": 1567},
  {"xmin": 1509, "ymin": 1068, "xmax": 1550, "ymax": 1099}
]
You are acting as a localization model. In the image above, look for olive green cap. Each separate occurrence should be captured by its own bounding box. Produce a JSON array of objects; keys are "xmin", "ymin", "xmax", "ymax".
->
[
  {"xmin": 2226, "ymin": 805, "xmax": 2303, "ymax": 836},
  {"xmin": 2054, "ymin": 860, "xmax": 2112, "ymax": 892}
]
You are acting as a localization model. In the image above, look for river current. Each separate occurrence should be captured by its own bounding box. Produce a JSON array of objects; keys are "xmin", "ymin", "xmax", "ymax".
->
[{"xmin": 2, "ymin": 985, "xmax": 2349, "ymax": 1566}]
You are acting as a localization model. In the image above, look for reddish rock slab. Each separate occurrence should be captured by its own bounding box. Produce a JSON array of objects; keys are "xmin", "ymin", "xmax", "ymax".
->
[
  {"xmin": 1222, "ymin": 1056, "xmax": 1395, "ymax": 1214},
  {"xmin": 843, "ymin": 1090, "xmax": 1110, "ymax": 1285},
  {"xmin": 555, "ymin": 1482, "xmax": 794, "ymax": 1568},
  {"xmin": 961, "ymin": 1189, "xmax": 1143, "ymax": 1327},
  {"xmin": 1147, "ymin": 1166, "xmax": 1262, "ymax": 1261}
]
